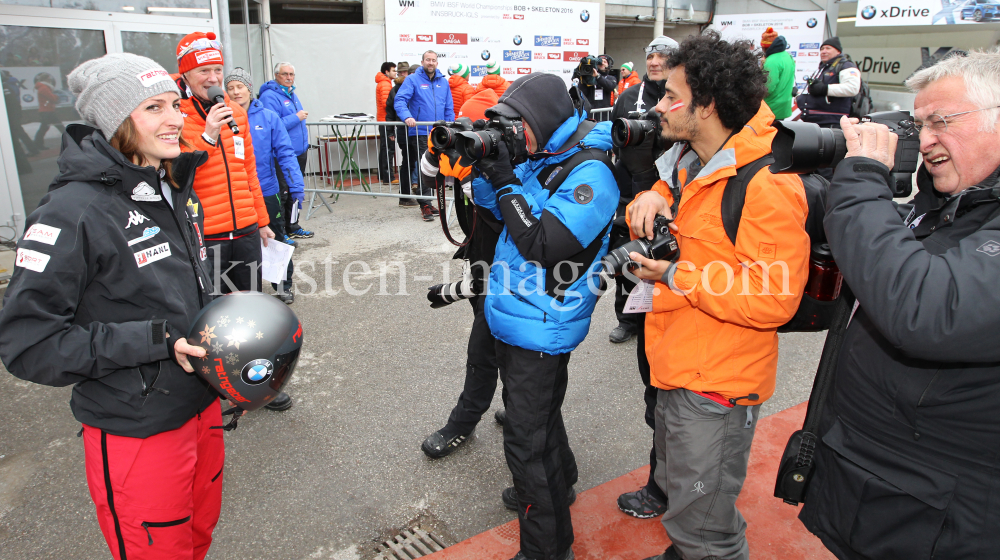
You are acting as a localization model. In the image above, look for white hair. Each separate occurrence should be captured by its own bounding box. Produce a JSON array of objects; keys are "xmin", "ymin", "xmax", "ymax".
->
[
  {"xmin": 273, "ymin": 62, "xmax": 295, "ymax": 75},
  {"xmin": 905, "ymin": 48, "xmax": 1000, "ymax": 132}
]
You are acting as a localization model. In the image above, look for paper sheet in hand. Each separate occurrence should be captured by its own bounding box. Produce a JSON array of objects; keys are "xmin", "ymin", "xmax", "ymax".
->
[
  {"xmin": 624, "ymin": 279, "xmax": 656, "ymax": 313},
  {"xmin": 290, "ymin": 201, "xmax": 300, "ymax": 224},
  {"xmin": 260, "ymin": 239, "xmax": 295, "ymax": 284}
]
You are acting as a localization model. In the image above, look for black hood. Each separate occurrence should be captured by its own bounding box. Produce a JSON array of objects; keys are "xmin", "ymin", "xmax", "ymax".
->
[
  {"xmin": 765, "ymin": 36, "xmax": 789, "ymax": 56},
  {"xmin": 497, "ymin": 73, "xmax": 575, "ymax": 149},
  {"xmin": 50, "ymin": 123, "xmax": 207, "ymax": 194}
]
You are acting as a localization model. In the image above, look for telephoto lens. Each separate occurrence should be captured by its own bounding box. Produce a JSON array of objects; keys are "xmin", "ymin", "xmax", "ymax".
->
[
  {"xmin": 455, "ymin": 128, "xmax": 502, "ymax": 162},
  {"xmin": 430, "ymin": 117, "xmax": 475, "ymax": 151},
  {"xmin": 612, "ymin": 109, "xmax": 660, "ymax": 148},
  {"xmin": 601, "ymin": 215, "xmax": 679, "ymax": 276}
]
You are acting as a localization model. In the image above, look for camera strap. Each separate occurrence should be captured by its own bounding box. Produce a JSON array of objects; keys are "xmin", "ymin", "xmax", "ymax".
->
[{"xmin": 437, "ymin": 175, "xmax": 477, "ymax": 247}]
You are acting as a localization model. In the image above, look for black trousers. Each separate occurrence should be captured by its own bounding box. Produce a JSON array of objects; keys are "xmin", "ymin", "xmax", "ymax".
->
[
  {"xmin": 33, "ymin": 112, "xmax": 65, "ymax": 148},
  {"xmin": 636, "ymin": 314, "xmax": 667, "ymax": 501},
  {"xmin": 276, "ymin": 151, "xmax": 308, "ymax": 232},
  {"xmin": 497, "ymin": 340, "xmax": 577, "ymax": 560},
  {"xmin": 444, "ymin": 296, "xmax": 502, "ymax": 435},
  {"xmin": 263, "ymin": 194, "xmax": 294, "ymax": 294},
  {"xmin": 396, "ymin": 130, "xmax": 415, "ymax": 201},
  {"xmin": 377, "ymin": 125, "xmax": 396, "ymax": 182},
  {"xmin": 408, "ymin": 135, "xmax": 434, "ymax": 208},
  {"xmin": 206, "ymin": 230, "xmax": 262, "ymax": 294}
]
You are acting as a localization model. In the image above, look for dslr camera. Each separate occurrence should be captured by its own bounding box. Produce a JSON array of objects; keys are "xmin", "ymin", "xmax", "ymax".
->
[
  {"xmin": 575, "ymin": 55, "xmax": 600, "ymax": 86},
  {"xmin": 612, "ymin": 109, "xmax": 662, "ymax": 149},
  {"xmin": 601, "ymin": 215, "xmax": 679, "ymax": 276},
  {"xmin": 771, "ymin": 110, "xmax": 921, "ymax": 197},
  {"xmin": 430, "ymin": 105, "xmax": 528, "ymax": 165}
]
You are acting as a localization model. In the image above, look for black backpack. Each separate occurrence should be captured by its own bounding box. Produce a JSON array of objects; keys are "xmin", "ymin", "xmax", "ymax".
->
[
  {"xmin": 720, "ymin": 155, "xmax": 839, "ymax": 332},
  {"xmin": 832, "ymin": 55, "xmax": 873, "ymax": 119}
]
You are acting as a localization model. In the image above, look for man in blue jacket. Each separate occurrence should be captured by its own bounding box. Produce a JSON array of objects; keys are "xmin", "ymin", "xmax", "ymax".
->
[
  {"xmin": 259, "ymin": 61, "xmax": 313, "ymax": 239},
  {"xmin": 468, "ymin": 73, "xmax": 617, "ymax": 560},
  {"xmin": 394, "ymin": 50, "xmax": 454, "ymax": 221},
  {"xmin": 227, "ymin": 69, "xmax": 303, "ymax": 303}
]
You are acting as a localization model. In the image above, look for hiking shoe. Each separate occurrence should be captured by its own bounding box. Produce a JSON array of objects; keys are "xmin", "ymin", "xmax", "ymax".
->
[
  {"xmin": 399, "ymin": 198, "xmax": 418, "ymax": 207},
  {"xmin": 643, "ymin": 545, "xmax": 682, "ymax": 560},
  {"xmin": 609, "ymin": 324, "xmax": 635, "ymax": 343},
  {"xmin": 282, "ymin": 235, "xmax": 297, "ymax": 247},
  {"xmin": 502, "ymin": 486, "xmax": 576, "ymax": 511},
  {"xmin": 421, "ymin": 429, "xmax": 471, "ymax": 458},
  {"xmin": 429, "ymin": 205, "xmax": 440, "ymax": 216},
  {"xmin": 289, "ymin": 227, "xmax": 314, "ymax": 239},
  {"xmin": 277, "ymin": 284, "xmax": 295, "ymax": 305},
  {"xmin": 618, "ymin": 485, "xmax": 668, "ymax": 519},
  {"xmin": 494, "ymin": 409, "xmax": 506, "ymax": 425},
  {"xmin": 421, "ymin": 206, "xmax": 434, "ymax": 222},
  {"xmin": 264, "ymin": 392, "xmax": 293, "ymax": 411}
]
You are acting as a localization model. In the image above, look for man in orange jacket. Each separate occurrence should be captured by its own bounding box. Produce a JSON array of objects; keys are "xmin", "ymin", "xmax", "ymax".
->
[
  {"xmin": 447, "ymin": 63, "xmax": 476, "ymax": 116},
  {"xmin": 611, "ymin": 61, "xmax": 641, "ymax": 106},
  {"xmin": 626, "ymin": 32, "xmax": 809, "ymax": 560},
  {"xmin": 375, "ymin": 61, "xmax": 397, "ymax": 183},
  {"xmin": 175, "ymin": 32, "xmax": 288, "ymax": 410}
]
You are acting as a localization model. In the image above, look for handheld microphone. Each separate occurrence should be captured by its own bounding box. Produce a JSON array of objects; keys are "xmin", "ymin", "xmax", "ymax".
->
[{"xmin": 206, "ymin": 85, "xmax": 239, "ymax": 135}]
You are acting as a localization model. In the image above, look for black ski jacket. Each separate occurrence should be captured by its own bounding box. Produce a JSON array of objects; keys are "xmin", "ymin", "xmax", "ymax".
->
[
  {"xmin": 0, "ymin": 125, "xmax": 218, "ymax": 438},
  {"xmin": 799, "ymin": 158, "xmax": 1000, "ymax": 560}
]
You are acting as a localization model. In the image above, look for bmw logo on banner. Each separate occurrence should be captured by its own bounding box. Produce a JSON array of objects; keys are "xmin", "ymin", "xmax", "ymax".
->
[
  {"xmin": 580, "ymin": 9, "xmax": 590, "ymax": 22},
  {"xmin": 806, "ymin": 17, "xmax": 818, "ymax": 27},
  {"xmin": 861, "ymin": 5, "xmax": 876, "ymax": 19},
  {"xmin": 241, "ymin": 359, "xmax": 274, "ymax": 385},
  {"xmin": 513, "ymin": 35, "xmax": 522, "ymax": 45},
  {"xmin": 481, "ymin": 50, "xmax": 491, "ymax": 60}
]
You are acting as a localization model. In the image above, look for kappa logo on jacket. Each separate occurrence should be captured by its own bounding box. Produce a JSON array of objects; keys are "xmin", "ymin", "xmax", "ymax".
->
[{"xmin": 125, "ymin": 211, "xmax": 151, "ymax": 229}]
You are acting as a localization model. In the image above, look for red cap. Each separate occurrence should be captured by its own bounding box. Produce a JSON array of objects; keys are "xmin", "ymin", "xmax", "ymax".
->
[{"xmin": 177, "ymin": 31, "xmax": 223, "ymax": 75}]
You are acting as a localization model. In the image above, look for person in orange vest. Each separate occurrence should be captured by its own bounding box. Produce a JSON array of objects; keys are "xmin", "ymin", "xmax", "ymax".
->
[
  {"xmin": 611, "ymin": 61, "xmax": 641, "ymax": 106},
  {"xmin": 475, "ymin": 60, "xmax": 509, "ymax": 97},
  {"xmin": 173, "ymin": 32, "xmax": 290, "ymax": 412},
  {"xmin": 375, "ymin": 61, "xmax": 397, "ymax": 184},
  {"xmin": 448, "ymin": 62, "xmax": 476, "ymax": 116}
]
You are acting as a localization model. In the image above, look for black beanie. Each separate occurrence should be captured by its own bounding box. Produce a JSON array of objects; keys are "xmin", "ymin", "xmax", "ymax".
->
[
  {"xmin": 821, "ymin": 37, "xmax": 842, "ymax": 53},
  {"xmin": 496, "ymin": 73, "xmax": 575, "ymax": 150}
]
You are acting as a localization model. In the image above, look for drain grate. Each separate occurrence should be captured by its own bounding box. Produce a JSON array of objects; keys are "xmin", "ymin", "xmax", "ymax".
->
[{"xmin": 374, "ymin": 527, "xmax": 448, "ymax": 559}]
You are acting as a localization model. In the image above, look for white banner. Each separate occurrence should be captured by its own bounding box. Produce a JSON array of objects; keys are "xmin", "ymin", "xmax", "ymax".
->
[
  {"xmin": 842, "ymin": 46, "xmax": 967, "ymax": 85},
  {"xmin": 709, "ymin": 11, "xmax": 826, "ymax": 94},
  {"xmin": 4, "ymin": 67, "xmax": 69, "ymax": 110},
  {"xmin": 855, "ymin": 0, "xmax": 998, "ymax": 27},
  {"xmin": 384, "ymin": 0, "xmax": 600, "ymax": 87}
]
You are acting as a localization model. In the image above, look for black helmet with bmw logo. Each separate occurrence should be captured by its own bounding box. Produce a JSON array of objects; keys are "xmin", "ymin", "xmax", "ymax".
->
[{"xmin": 187, "ymin": 292, "xmax": 303, "ymax": 411}]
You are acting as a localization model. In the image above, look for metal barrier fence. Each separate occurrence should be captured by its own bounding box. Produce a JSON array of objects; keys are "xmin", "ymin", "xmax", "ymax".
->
[{"xmin": 301, "ymin": 107, "xmax": 614, "ymax": 221}]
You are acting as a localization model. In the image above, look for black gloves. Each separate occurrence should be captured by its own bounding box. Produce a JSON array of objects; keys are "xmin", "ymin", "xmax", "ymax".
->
[
  {"xmin": 475, "ymin": 141, "xmax": 519, "ymax": 190},
  {"xmin": 808, "ymin": 81, "xmax": 828, "ymax": 97}
]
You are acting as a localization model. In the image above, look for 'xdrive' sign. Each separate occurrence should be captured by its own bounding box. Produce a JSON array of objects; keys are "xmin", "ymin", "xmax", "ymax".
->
[{"xmin": 855, "ymin": 0, "xmax": 996, "ymax": 26}]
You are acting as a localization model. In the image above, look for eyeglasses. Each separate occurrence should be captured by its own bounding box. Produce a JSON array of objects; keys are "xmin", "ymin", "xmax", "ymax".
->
[
  {"xmin": 644, "ymin": 44, "xmax": 675, "ymax": 57},
  {"xmin": 914, "ymin": 106, "xmax": 1000, "ymax": 136}
]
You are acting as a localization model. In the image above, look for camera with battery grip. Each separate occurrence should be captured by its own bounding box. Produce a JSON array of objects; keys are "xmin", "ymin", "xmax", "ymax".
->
[
  {"xmin": 601, "ymin": 215, "xmax": 679, "ymax": 276},
  {"xmin": 430, "ymin": 105, "xmax": 528, "ymax": 165},
  {"xmin": 612, "ymin": 109, "xmax": 663, "ymax": 149}
]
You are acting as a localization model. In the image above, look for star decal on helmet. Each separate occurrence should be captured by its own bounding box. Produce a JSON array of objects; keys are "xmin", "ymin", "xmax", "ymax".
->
[
  {"xmin": 226, "ymin": 330, "xmax": 247, "ymax": 349},
  {"xmin": 199, "ymin": 324, "xmax": 217, "ymax": 344}
]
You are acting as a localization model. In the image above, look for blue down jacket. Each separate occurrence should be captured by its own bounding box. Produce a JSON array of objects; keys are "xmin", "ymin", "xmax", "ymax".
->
[
  {"xmin": 258, "ymin": 80, "xmax": 309, "ymax": 156},
  {"xmin": 246, "ymin": 99, "xmax": 304, "ymax": 199},
  {"xmin": 473, "ymin": 114, "xmax": 617, "ymax": 354},
  {"xmin": 393, "ymin": 68, "xmax": 455, "ymax": 137}
]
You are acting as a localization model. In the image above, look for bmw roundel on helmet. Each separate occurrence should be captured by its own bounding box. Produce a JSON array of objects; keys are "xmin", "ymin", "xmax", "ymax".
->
[{"xmin": 187, "ymin": 292, "xmax": 303, "ymax": 411}]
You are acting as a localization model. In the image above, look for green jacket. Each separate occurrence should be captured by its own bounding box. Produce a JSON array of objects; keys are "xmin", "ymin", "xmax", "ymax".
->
[{"xmin": 763, "ymin": 40, "xmax": 795, "ymax": 120}]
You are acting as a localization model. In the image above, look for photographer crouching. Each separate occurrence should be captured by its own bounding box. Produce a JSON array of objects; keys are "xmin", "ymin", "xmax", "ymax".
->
[
  {"xmin": 624, "ymin": 32, "xmax": 810, "ymax": 560},
  {"xmin": 798, "ymin": 49, "xmax": 1000, "ymax": 560},
  {"xmin": 426, "ymin": 73, "xmax": 617, "ymax": 560}
]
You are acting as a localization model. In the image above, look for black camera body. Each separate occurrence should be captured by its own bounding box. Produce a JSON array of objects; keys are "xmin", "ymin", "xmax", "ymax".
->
[
  {"xmin": 430, "ymin": 107, "xmax": 528, "ymax": 165},
  {"xmin": 771, "ymin": 110, "xmax": 920, "ymax": 197},
  {"xmin": 576, "ymin": 55, "xmax": 599, "ymax": 86},
  {"xmin": 601, "ymin": 215, "xmax": 679, "ymax": 276},
  {"xmin": 612, "ymin": 109, "xmax": 662, "ymax": 149}
]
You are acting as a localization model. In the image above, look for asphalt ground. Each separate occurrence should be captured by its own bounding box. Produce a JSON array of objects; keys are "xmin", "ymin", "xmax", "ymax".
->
[{"xmin": 0, "ymin": 192, "xmax": 826, "ymax": 560}]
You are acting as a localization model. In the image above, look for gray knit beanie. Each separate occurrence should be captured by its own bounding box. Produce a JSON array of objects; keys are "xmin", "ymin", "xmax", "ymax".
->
[
  {"xmin": 68, "ymin": 53, "xmax": 181, "ymax": 140},
  {"xmin": 225, "ymin": 67, "xmax": 254, "ymax": 97}
]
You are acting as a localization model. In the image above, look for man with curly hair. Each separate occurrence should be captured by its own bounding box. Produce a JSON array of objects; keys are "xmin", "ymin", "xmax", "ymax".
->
[{"xmin": 626, "ymin": 31, "xmax": 810, "ymax": 560}]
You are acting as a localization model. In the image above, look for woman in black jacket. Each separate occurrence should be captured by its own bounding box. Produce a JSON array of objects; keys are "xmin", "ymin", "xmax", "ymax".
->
[{"xmin": 0, "ymin": 53, "xmax": 222, "ymax": 560}]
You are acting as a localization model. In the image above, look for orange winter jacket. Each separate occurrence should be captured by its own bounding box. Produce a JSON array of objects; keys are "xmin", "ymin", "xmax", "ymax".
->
[
  {"xmin": 612, "ymin": 71, "xmax": 641, "ymax": 106},
  {"xmin": 626, "ymin": 103, "xmax": 809, "ymax": 405},
  {"xmin": 375, "ymin": 72, "xmax": 393, "ymax": 122},
  {"xmin": 177, "ymin": 84, "xmax": 268, "ymax": 236},
  {"xmin": 475, "ymin": 74, "xmax": 509, "ymax": 98},
  {"xmin": 448, "ymin": 74, "xmax": 476, "ymax": 116},
  {"xmin": 457, "ymin": 88, "xmax": 499, "ymax": 120}
]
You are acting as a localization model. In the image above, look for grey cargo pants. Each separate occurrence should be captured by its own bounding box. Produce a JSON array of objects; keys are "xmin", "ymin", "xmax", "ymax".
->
[{"xmin": 654, "ymin": 388, "xmax": 760, "ymax": 560}]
